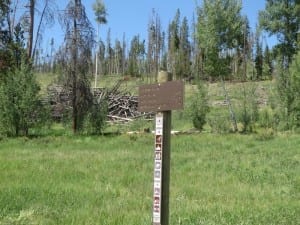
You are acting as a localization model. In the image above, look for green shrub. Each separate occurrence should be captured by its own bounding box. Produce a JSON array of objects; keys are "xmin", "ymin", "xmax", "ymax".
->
[
  {"xmin": 235, "ymin": 84, "xmax": 259, "ymax": 133},
  {"xmin": 258, "ymin": 107, "xmax": 275, "ymax": 129},
  {"xmin": 254, "ymin": 128, "xmax": 275, "ymax": 141},
  {"xmin": 0, "ymin": 63, "xmax": 49, "ymax": 136},
  {"xmin": 207, "ymin": 114, "xmax": 232, "ymax": 133},
  {"xmin": 187, "ymin": 82, "xmax": 210, "ymax": 131},
  {"xmin": 275, "ymin": 52, "xmax": 300, "ymax": 131},
  {"xmin": 83, "ymin": 98, "xmax": 108, "ymax": 135},
  {"xmin": 289, "ymin": 52, "xmax": 300, "ymax": 129}
]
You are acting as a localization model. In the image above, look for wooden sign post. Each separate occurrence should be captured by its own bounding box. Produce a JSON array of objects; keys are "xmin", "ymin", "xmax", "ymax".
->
[{"xmin": 138, "ymin": 71, "xmax": 184, "ymax": 225}]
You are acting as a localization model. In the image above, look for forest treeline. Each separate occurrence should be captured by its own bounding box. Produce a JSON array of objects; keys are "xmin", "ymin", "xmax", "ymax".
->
[{"xmin": 0, "ymin": 0, "xmax": 299, "ymax": 136}]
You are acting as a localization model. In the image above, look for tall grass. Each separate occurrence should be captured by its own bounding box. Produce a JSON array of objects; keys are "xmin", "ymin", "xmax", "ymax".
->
[{"xmin": 0, "ymin": 133, "xmax": 299, "ymax": 224}]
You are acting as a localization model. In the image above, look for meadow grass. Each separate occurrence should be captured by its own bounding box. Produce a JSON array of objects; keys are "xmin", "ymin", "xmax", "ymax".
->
[
  {"xmin": 12, "ymin": 74, "xmax": 297, "ymax": 224},
  {"xmin": 0, "ymin": 133, "xmax": 299, "ymax": 224}
]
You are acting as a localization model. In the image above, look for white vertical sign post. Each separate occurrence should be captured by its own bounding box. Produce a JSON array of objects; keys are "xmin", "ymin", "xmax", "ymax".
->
[
  {"xmin": 153, "ymin": 113, "xmax": 163, "ymax": 224},
  {"xmin": 153, "ymin": 109, "xmax": 171, "ymax": 225}
]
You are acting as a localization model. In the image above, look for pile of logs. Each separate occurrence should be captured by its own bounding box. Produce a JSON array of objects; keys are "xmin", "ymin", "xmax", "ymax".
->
[
  {"xmin": 46, "ymin": 81, "xmax": 153, "ymax": 123},
  {"xmin": 106, "ymin": 94, "xmax": 140, "ymax": 122},
  {"xmin": 93, "ymin": 80, "xmax": 153, "ymax": 123},
  {"xmin": 46, "ymin": 85, "xmax": 72, "ymax": 121}
]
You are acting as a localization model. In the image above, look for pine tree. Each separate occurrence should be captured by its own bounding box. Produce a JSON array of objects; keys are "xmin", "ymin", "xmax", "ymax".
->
[
  {"xmin": 147, "ymin": 9, "xmax": 162, "ymax": 79},
  {"xmin": 122, "ymin": 33, "xmax": 126, "ymax": 75},
  {"xmin": 178, "ymin": 16, "xmax": 191, "ymax": 79},
  {"xmin": 255, "ymin": 34, "xmax": 263, "ymax": 80},
  {"xmin": 128, "ymin": 35, "xmax": 141, "ymax": 76},
  {"xmin": 0, "ymin": 62, "xmax": 46, "ymax": 136},
  {"xmin": 114, "ymin": 39, "xmax": 123, "ymax": 75},
  {"xmin": 106, "ymin": 28, "xmax": 113, "ymax": 75},
  {"xmin": 0, "ymin": 22, "xmax": 47, "ymax": 136},
  {"xmin": 168, "ymin": 9, "xmax": 180, "ymax": 79},
  {"xmin": 98, "ymin": 39, "xmax": 106, "ymax": 75},
  {"xmin": 128, "ymin": 35, "xmax": 145, "ymax": 77},
  {"xmin": 262, "ymin": 45, "xmax": 273, "ymax": 78},
  {"xmin": 191, "ymin": 13, "xmax": 202, "ymax": 80}
]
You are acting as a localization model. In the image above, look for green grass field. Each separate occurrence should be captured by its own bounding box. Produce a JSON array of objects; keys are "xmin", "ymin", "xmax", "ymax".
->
[
  {"xmin": 0, "ymin": 133, "xmax": 299, "ymax": 224},
  {"xmin": 1, "ymin": 74, "xmax": 299, "ymax": 224}
]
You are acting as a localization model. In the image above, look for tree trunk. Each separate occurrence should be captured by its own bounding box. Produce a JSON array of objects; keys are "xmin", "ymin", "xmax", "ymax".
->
[
  {"xmin": 94, "ymin": 24, "xmax": 99, "ymax": 88},
  {"xmin": 27, "ymin": 0, "xmax": 35, "ymax": 59},
  {"xmin": 72, "ymin": 0, "xmax": 79, "ymax": 133},
  {"xmin": 32, "ymin": 0, "xmax": 48, "ymax": 63},
  {"xmin": 221, "ymin": 77, "xmax": 238, "ymax": 132}
]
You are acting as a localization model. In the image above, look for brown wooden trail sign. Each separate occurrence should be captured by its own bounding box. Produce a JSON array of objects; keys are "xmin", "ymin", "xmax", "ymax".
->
[
  {"xmin": 138, "ymin": 71, "xmax": 184, "ymax": 225},
  {"xmin": 138, "ymin": 80, "xmax": 184, "ymax": 113}
]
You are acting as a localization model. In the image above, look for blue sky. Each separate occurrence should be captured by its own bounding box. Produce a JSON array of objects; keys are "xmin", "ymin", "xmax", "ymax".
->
[{"xmin": 46, "ymin": 0, "xmax": 276, "ymax": 51}]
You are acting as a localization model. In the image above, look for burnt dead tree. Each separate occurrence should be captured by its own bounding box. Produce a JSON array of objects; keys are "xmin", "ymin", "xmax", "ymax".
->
[{"xmin": 60, "ymin": 0, "xmax": 94, "ymax": 133}]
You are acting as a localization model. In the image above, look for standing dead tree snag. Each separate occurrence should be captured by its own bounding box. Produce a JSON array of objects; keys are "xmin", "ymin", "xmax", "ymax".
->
[{"xmin": 59, "ymin": 0, "xmax": 94, "ymax": 133}]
